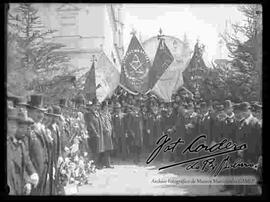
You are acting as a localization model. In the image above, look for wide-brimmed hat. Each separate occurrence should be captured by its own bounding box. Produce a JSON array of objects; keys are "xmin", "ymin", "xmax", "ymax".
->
[
  {"xmin": 7, "ymin": 91, "xmax": 19, "ymax": 102},
  {"xmin": 26, "ymin": 94, "xmax": 47, "ymax": 112},
  {"xmin": 17, "ymin": 109, "xmax": 34, "ymax": 125}
]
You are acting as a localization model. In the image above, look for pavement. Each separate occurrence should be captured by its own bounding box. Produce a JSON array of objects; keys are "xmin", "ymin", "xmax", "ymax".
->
[{"xmin": 64, "ymin": 155, "xmax": 234, "ymax": 196}]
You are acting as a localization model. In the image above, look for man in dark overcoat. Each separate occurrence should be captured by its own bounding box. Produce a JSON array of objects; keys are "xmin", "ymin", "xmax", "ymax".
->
[
  {"xmin": 7, "ymin": 103, "xmax": 39, "ymax": 195},
  {"xmin": 112, "ymin": 102, "xmax": 126, "ymax": 160},
  {"xmin": 234, "ymin": 102, "xmax": 262, "ymax": 195},
  {"xmin": 24, "ymin": 95, "xmax": 52, "ymax": 195},
  {"xmin": 84, "ymin": 99, "xmax": 103, "ymax": 168}
]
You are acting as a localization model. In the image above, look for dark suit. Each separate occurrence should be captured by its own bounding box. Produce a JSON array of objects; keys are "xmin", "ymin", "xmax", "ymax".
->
[
  {"xmin": 174, "ymin": 111, "xmax": 187, "ymax": 161},
  {"xmin": 235, "ymin": 114, "xmax": 262, "ymax": 194},
  {"xmin": 7, "ymin": 137, "xmax": 36, "ymax": 195},
  {"xmin": 112, "ymin": 112, "xmax": 126, "ymax": 160},
  {"xmin": 28, "ymin": 123, "xmax": 50, "ymax": 195},
  {"xmin": 128, "ymin": 112, "xmax": 144, "ymax": 163},
  {"xmin": 84, "ymin": 110, "xmax": 102, "ymax": 164}
]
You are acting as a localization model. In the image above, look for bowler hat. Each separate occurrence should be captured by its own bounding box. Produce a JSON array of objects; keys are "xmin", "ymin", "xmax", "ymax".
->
[
  {"xmin": 216, "ymin": 104, "xmax": 224, "ymax": 111},
  {"xmin": 59, "ymin": 99, "xmax": 67, "ymax": 107},
  {"xmin": 75, "ymin": 94, "xmax": 85, "ymax": 105},
  {"xmin": 27, "ymin": 94, "xmax": 46, "ymax": 111},
  {"xmin": 7, "ymin": 91, "xmax": 19, "ymax": 102},
  {"xmin": 44, "ymin": 106, "xmax": 55, "ymax": 117},
  {"xmin": 13, "ymin": 96, "xmax": 29, "ymax": 108},
  {"xmin": 52, "ymin": 106, "xmax": 62, "ymax": 115},
  {"xmin": 200, "ymin": 102, "xmax": 207, "ymax": 109},
  {"xmin": 224, "ymin": 100, "xmax": 233, "ymax": 109}
]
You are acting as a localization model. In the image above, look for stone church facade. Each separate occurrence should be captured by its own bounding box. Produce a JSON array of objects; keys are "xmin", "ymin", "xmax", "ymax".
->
[{"xmin": 10, "ymin": 3, "xmax": 125, "ymax": 76}]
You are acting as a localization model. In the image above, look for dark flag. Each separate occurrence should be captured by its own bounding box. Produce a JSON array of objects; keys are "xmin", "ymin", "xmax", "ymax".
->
[
  {"xmin": 148, "ymin": 39, "xmax": 174, "ymax": 90},
  {"xmin": 84, "ymin": 61, "xmax": 96, "ymax": 101},
  {"xmin": 182, "ymin": 41, "xmax": 208, "ymax": 92},
  {"xmin": 120, "ymin": 34, "xmax": 151, "ymax": 94}
]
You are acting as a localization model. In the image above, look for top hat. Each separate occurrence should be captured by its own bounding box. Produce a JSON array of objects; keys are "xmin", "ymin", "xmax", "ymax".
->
[
  {"xmin": 224, "ymin": 100, "xmax": 233, "ymax": 109},
  {"xmin": 27, "ymin": 94, "xmax": 46, "ymax": 111},
  {"xmin": 17, "ymin": 109, "xmax": 34, "ymax": 125}
]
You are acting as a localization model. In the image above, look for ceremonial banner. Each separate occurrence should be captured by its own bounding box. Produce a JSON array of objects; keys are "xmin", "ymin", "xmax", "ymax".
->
[
  {"xmin": 84, "ymin": 61, "xmax": 96, "ymax": 101},
  {"xmin": 95, "ymin": 52, "xmax": 120, "ymax": 102},
  {"xmin": 151, "ymin": 58, "xmax": 190, "ymax": 102},
  {"xmin": 148, "ymin": 39, "xmax": 174, "ymax": 90},
  {"xmin": 182, "ymin": 42, "xmax": 208, "ymax": 91},
  {"xmin": 120, "ymin": 34, "xmax": 151, "ymax": 94}
]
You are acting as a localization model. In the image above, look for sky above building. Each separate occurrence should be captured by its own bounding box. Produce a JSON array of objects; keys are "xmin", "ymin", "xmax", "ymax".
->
[{"xmin": 122, "ymin": 4, "xmax": 247, "ymax": 61}]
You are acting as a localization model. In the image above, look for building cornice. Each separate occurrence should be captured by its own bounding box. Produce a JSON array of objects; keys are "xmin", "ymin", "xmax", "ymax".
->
[
  {"xmin": 54, "ymin": 48, "xmax": 102, "ymax": 54},
  {"xmin": 142, "ymin": 35, "xmax": 184, "ymax": 45},
  {"xmin": 52, "ymin": 35, "xmax": 105, "ymax": 39}
]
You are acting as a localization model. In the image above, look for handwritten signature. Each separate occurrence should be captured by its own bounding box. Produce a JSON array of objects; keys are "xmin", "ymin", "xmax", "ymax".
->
[{"xmin": 146, "ymin": 134, "xmax": 255, "ymax": 176}]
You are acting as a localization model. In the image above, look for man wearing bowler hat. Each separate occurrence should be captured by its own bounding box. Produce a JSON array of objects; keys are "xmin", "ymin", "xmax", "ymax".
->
[{"xmin": 233, "ymin": 102, "xmax": 262, "ymax": 195}]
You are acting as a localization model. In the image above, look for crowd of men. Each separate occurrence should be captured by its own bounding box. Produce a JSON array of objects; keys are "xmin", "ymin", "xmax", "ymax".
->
[{"xmin": 7, "ymin": 86, "xmax": 262, "ymax": 195}]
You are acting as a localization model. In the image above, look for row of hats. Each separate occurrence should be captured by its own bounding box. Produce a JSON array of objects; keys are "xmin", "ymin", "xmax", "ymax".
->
[
  {"xmin": 7, "ymin": 101, "xmax": 34, "ymax": 125},
  {"xmin": 7, "ymin": 93, "xmax": 64, "ymax": 119}
]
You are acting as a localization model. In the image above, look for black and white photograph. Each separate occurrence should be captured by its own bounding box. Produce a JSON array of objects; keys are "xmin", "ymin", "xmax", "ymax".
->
[{"xmin": 6, "ymin": 3, "xmax": 262, "ymax": 196}]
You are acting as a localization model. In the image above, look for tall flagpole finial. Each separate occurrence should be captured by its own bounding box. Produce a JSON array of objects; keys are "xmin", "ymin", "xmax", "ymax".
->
[
  {"xmin": 91, "ymin": 55, "xmax": 97, "ymax": 63},
  {"xmin": 157, "ymin": 28, "xmax": 165, "ymax": 41},
  {"xmin": 130, "ymin": 28, "xmax": 137, "ymax": 36},
  {"xmin": 159, "ymin": 28, "xmax": 162, "ymax": 35}
]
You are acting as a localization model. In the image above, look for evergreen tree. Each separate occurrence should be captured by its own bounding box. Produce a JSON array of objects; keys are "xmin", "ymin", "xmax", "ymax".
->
[
  {"xmin": 221, "ymin": 4, "xmax": 262, "ymax": 101},
  {"xmin": 7, "ymin": 3, "xmax": 73, "ymax": 95}
]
